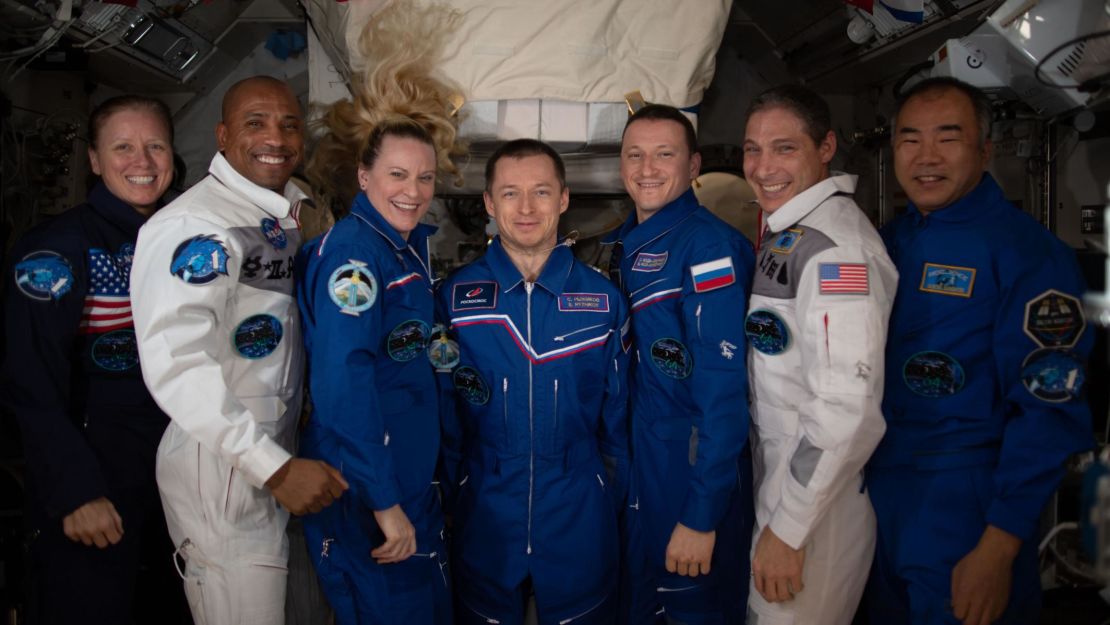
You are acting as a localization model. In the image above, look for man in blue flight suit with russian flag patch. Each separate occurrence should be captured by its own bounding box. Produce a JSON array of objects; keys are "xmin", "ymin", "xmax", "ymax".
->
[
  {"xmin": 868, "ymin": 77, "xmax": 1093, "ymax": 625},
  {"xmin": 603, "ymin": 104, "xmax": 755, "ymax": 624},
  {"xmin": 437, "ymin": 139, "xmax": 630, "ymax": 625}
]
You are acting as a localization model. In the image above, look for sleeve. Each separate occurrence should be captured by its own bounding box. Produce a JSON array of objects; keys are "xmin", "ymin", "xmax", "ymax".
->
[
  {"xmin": 300, "ymin": 243, "xmax": 400, "ymax": 511},
  {"xmin": 130, "ymin": 215, "xmax": 291, "ymax": 489},
  {"xmin": 598, "ymin": 295, "xmax": 632, "ymax": 510},
  {"xmin": 677, "ymin": 239, "xmax": 755, "ymax": 532},
  {"xmin": 1, "ymin": 235, "xmax": 108, "ymax": 518},
  {"xmin": 768, "ymin": 245, "xmax": 894, "ymax": 549},
  {"xmin": 434, "ymin": 283, "xmax": 465, "ymax": 508},
  {"xmin": 987, "ymin": 239, "xmax": 1094, "ymax": 541}
]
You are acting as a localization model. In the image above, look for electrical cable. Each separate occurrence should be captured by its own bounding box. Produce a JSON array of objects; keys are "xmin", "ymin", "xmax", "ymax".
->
[{"xmin": 1034, "ymin": 30, "xmax": 1110, "ymax": 89}]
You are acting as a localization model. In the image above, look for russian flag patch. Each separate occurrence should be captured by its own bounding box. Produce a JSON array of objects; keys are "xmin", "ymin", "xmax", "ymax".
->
[{"xmin": 690, "ymin": 257, "xmax": 736, "ymax": 293}]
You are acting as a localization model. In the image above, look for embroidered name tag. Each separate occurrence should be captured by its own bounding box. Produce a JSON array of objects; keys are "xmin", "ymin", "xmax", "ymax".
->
[
  {"xmin": 452, "ymin": 281, "xmax": 498, "ymax": 311},
  {"xmin": 632, "ymin": 252, "xmax": 668, "ymax": 272},
  {"xmin": 919, "ymin": 263, "xmax": 976, "ymax": 297},
  {"xmin": 558, "ymin": 293, "xmax": 610, "ymax": 312}
]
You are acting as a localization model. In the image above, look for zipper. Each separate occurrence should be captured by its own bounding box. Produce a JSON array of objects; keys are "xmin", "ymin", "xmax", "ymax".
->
[
  {"xmin": 553, "ymin": 323, "xmax": 606, "ymax": 342},
  {"xmin": 319, "ymin": 538, "xmax": 334, "ymax": 565},
  {"xmin": 695, "ymin": 302, "xmax": 703, "ymax": 340},
  {"xmin": 462, "ymin": 599, "xmax": 501, "ymax": 624},
  {"xmin": 657, "ymin": 584, "xmax": 697, "ymax": 593},
  {"xmin": 596, "ymin": 473, "xmax": 605, "ymax": 489},
  {"xmin": 525, "ymin": 282, "xmax": 535, "ymax": 556},
  {"xmin": 502, "ymin": 378, "xmax": 509, "ymax": 445},
  {"xmin": 553, "ymin": 379, "xmax": 559, "ymax": 436},
  {"xmin": 558, "ymin": 595, "xmax": 608, "ymax": 624}
]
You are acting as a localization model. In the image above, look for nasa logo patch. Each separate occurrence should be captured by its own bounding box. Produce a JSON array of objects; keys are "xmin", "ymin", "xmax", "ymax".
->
[
  {"xmin": 387, "ymin": 319, "xmax": 431, "ymax": 362},
  {"xmin": 14, "ymin": 250, "xmax": 74, "ymax": 301},
  {"xmin": 90, "ymin": 329, "xmax": 139, "ymax": 371},
  {"xmin": 1024, "ymin": 289, "xmax": 1085, "ymax": 348},
  {"xmin": 452, "ymin": 281, "xmax": 498, "ymax": 311},
  {"xmin": 631, "ymin": 252, "xmax": 668, "ymax": 272},
  {"xmin": 327, "ymin": 260, "xmax": 377, "ymax": 316},
  {"xmin": 903, "ymin": 351, "xmax": 965, "ymax": 397},
  {"xmin": 745, "ymin": 309, "xmax": 791, "ymax": 355},
  {"xmin": 171, "ymin": 235, "xmax": 230, "ymax": 285},
  {"xmin": 260, "ymin": 217, "xmax": 288, "ymax": 250},
  {"xmin": 453, "ymin": 366, "xmax": 490, "ymax": 405},
  {"xmin": 650, "ymin": 337, "xmax": 693, "ymax": 380},
  {"xmin": 233, "ymin": 314, "xmax": 284, "ymax": 359},
  {"xmin": 114, "ymin": 243, "xmax": 136, "ymax": 284},
  {"xmin": 919, "ymin": 263, "xmax": 976, "ymax": 298},
  {"xmin": 1021, "ymin": 349, "xmax": 1084, "ymax": 403}
]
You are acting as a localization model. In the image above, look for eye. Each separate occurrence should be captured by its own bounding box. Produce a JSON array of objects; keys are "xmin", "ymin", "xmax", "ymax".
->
[
  {"xmin": 390, "ymin": 171, "xmax": 405, "ymax": 179},
  {"xmin": 283, "ymin": 122, "xmax": 300, "ymax": 131},
  {"xmin": 148, "ymin": 143, "xmax": 167, "ymax": 152},
  {"xmin": 742, "ymin": 146, "xmax": 760, "ymax": 155},
  {"xmin": 113, "ymin": 143, "xmax": 132, "ymax": 152},
  {"xmin": 624, "ymin": 151, "xmax": 641, "ymax": 160},
  {"xmin": 535, "ymin": 189, "xmax": 550, "ymax": 197},
  {"xmin": 775, "ymin": 145, "xmax": 796, "ymax": 154},
  {"xmin": 419, "ymin": 174, "xmax": 435, "ymax": 183},
  {"xmin": 658, "ymin": 151, "xmax": 673, "ymax": 158},
  {"xmin": 246, "ymin": 120, "xmax": 263, "ymax": 128},
  {"xmin": 501, "ymin": 190, "xmax": 517, "ymax": 199}
]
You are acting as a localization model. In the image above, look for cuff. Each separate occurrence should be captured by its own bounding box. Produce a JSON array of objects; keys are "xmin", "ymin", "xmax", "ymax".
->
[
  {"xmin": 679, "ymin": 489, "xmax": 729, "ymax": 533},
  {"xmin": 985, "ymin": 498, "xmax": 1038, "ymax": 543},
  {"xmin": 768, "ymin": 507, "xmax": 810, "ymax": 550},
  {"xmin": 238, "ymin": 435, "xmax": 293, "ymax": 489}
]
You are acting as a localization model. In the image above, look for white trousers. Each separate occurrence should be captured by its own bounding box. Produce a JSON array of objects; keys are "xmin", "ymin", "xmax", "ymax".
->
[
  {"xmin": 157, "ymin": 422, "xmax": 290, "ymax": 625},
  {"xmin": 746, "ymin": 425, "xmax": 875, "ymax": 625}
]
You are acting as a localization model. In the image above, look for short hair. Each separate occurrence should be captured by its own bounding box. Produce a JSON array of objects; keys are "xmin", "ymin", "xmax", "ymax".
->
[
  {"xmin": 622, "ymin": 104, "xmax": 699, "ymax": 154},
  {"xmin": 894, "ymin": 76, "xmax": 993, "ymax": 146},
  {"xmin": 88, "ymin": 95, "xmax": 174, "ymax": 148},
  {"xmin": 484, "ymin": 138, "xmax": 566, "ymax": 192},
  {"xmin": 744, "ymin": 84, "xmax": 831, "ymax": 146},
  {"xmin": 221, "ymin": 75, "xmax": 295, "ymax": 123},
  {"xmin": 359, "ymin": 118, "xmax": 437, "ymax": 170}
]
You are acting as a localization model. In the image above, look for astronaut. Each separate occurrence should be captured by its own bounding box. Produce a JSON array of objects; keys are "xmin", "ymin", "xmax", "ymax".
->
[
  {"xmin": 438, "ymin": 139, "xmax": 630, "ymax": 625},
  {"xmin": 297, "ymin": 120, "xmax": 451, "ymax": 624},
  {"xmin": 868, "ymin": 77, "xmax": 1093, "ymax": 625},
  {"xmin": 603, "ymin": 104, "xmax": 754, "ymax": 624},
  {"xmin": 130, "ymin": 76, "xmax": 347, "ymax": 625},
  {"xmin": 741, "ymin": 85, "xmax": 897, "ymax": 625},
  {"xmin": 1, "ymin": 95, "xmax": 186, "ymax": 625}
]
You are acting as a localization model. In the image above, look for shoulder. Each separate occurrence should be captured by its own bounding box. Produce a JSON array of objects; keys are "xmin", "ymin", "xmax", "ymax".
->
[{"xmin": 146, "ymin": 177, "xmax": 242, "ymax": 231}]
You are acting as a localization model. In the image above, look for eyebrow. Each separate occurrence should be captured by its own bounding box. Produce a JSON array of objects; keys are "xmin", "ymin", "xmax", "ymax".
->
[{"xmin": 897, "ymin": 123, "xmax": 963, "ymax": 135}]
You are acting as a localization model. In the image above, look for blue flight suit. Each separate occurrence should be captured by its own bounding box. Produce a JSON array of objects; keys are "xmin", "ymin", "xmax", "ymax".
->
[
  {"xmin": 868, "ymin": 174, "xmax": 1093, "ymax": 624},
  {"xmin": 1, "ymin": 182, "xmax": 182, "ymax": 624},
  {"xmin": 602, "ymin": 189, "xmax": 755, "ymax": 625},
  {"xmin": 437, "ymin": 238, "xmax": 630, "ymax": 625},
  {"xmin": 297, "ymin": 193, "xmax": 450, "ymax": 625}
]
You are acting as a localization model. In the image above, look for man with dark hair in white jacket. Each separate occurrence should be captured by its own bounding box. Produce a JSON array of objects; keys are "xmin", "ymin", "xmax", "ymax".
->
[{"xmin": 741, "ymin": 84, "xmax": 897, "ymax": 625}]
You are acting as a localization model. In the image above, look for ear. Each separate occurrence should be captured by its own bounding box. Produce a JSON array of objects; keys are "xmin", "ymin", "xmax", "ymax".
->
[
  {"xmin": 559, "ymin": 185, "xmax": 569, "ymax": 215},
  {"xmin": 216, "ymin": 123, "xmax": 228, "ymax": 151},
  {"xmin": 483, "ymin": 191, "xmax": 495, "ymax": 218},
  {"xmin": 980, "ymin": 138, "xmax": 993, "ymax": 165},
  {"xmin": 357, "ymin": 165, "xmax": 370, "ymax": 191},
  {"xmin": 689, "ymin": 151, "xmax": 702, "ymax": 180},
  {"xmin": 88, "ymin": 148, "xmax": 102, "ymax": 176},
  {"xmin": 819, "ymin": 130, "xmax": 837, "ymax": 165}
]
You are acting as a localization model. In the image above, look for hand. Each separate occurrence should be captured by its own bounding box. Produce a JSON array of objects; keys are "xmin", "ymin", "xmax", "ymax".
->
[
  {"xmin": 266, "ymin": 458, "xmax": 349, "ymax": 515},
  {"xmin": 63, "ymin": 497, "xmax": 124, "ymax": 548},
  {"xmin": 371, "ymin": 504, "xmax": 417, "ymax": 564},
  {"xmin": 665, "ymin": 522, "xmax": 716, "ymax": 577},
  {"xmin": 752, "ymin": 526, "xmax": 806, "ymax": 603},
  {"xmin": 951, "ymin": 526, "xmax": 1021, "ymax": 625}
]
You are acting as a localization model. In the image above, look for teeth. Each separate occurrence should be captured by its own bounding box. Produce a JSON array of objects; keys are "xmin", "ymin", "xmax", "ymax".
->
[
  {"xmin": 257, "ymin": 155, "xmax": 286, "ymax": 165},
  {"xmin": 917, "ymin": 175, "xmax": 942, "ymax": 182},
  {"xmin": 126, "ymin": 176, "xmax": 154, "ymax": 184},
  {"xmin": 639, "ymin": 182, "xmax": 663, "ymax": 188},
  {"xmin": 392, "ymin": 201, "xmax": 419, "ymax": 211},
  {"xmin": 761, "ymin": 182, "xmax": 788, "ymax": 193}
]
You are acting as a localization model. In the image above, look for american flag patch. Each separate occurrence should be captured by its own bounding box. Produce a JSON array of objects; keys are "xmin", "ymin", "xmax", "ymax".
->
[
  {"xmin": 818, "ymin": 263, "xmax": 868, "ymax": 295},
  {"xmin": 690, "ymin": 257, "xmax": 736, "ymax": 293},
  {"xmin": 80, "ymin": 248, "xmax": 133, "ymax": 334}
]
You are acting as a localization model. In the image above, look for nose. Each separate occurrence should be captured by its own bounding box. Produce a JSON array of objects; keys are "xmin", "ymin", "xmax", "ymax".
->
[
  {"xmin": 640, "ymin": 154, "xmax": 659, "ymax": 176},
  {"xmin": 261, "ymin": 121, "xmax": 285, "ymax": 147}
]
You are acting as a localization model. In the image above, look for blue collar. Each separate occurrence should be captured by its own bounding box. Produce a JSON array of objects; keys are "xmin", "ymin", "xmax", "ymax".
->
[
  {"xmin": 907, "ymin": 173, "xmax": 1003, "ymax": 226},
  {"xmin": 602, "ymin": 188, "xmax": 698, "ymax": 256},
  {"xmin": 485, "ymin": 236, "xmax": 574, "ymax": 295},
  {"xmin": 350, "ymin": 192, "xmax": 438, "ymax": 251},
  {"xmin": 87, "ymin": 181, "xmax": 151, "ymax": 238}
]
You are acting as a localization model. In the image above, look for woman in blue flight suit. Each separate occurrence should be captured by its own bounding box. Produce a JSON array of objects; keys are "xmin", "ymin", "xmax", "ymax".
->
[
  {"xmin": 296, "ymin": 120, "xmax": 451, "ymax": 624},
  {"xmin": 1, "ymin": 95, "xmax": 187, "ymax": 624}
]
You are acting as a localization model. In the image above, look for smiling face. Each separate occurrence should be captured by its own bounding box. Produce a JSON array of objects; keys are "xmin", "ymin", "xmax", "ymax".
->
[
  {"xmin": 216, "ymin": 80, "xmax": 304, "ymax": 191},
  {"xmin": 484, "ymin": 153, "xmax": 569, "ymax": 255},
  {"xmin": 359, "ymin": 135, "xmax": 437, "ymax": 241},
  {"xmin": 88, "ymin": 108, "xmax": 174, "ymax": 215},
  {"xmin": 893, "ymin": 87, "xmax": 991, "ymax": 215},
  {"xmin": 620, "ymin": 118, "xmax": 701, "ymax": 223},
  {"xmin": 742, "ymin": 105, "xmax": 834, "ymax": 214}
]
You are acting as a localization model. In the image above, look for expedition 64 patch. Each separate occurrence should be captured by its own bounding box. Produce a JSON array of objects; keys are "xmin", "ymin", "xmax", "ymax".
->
[
  {"xmin": 1024, "ymin": 289, "xmax": 1085, "ymax": 348},
  {"xmin": 328, "ymin": 260, "xmax": 377, "ymax": 316}
]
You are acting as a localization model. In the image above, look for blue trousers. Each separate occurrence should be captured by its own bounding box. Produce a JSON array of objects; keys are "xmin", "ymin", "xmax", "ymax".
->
[{"xmin": 867, "ymin": 465, "xmax": 1041, "ymax": 625}]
